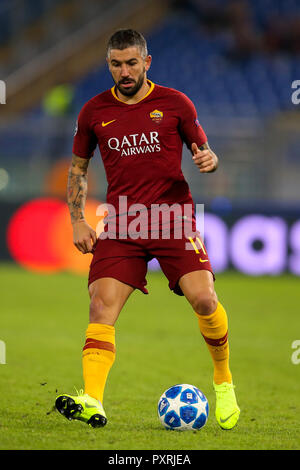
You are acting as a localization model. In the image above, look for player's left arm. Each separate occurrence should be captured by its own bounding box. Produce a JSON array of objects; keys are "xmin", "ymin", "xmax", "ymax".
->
[
  {"xmin": 191, "ymin": 141, "xmax": 219, "ymax": 173},
  {"xmin": 177, "ymin": 92, "xmax": 219, "ymax": 174}
]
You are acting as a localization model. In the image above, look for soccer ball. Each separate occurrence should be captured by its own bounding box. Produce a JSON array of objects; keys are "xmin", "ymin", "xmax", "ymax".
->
[{"xmin": 157, "ymin": 384, "xmax": 209, "ymax": 431}]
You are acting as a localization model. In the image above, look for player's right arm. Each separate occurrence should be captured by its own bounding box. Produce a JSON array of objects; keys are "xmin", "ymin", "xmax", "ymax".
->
[
  {"xmin": 67, "ymin": 153, "xmax": 97, "ymax": 254},
  {"xmin": 69, "ymin": 100, "xmax": 98, "ymax": 254}
]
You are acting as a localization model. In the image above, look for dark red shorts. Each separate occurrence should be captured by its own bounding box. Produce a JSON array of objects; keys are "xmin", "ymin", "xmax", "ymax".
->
[{"xmin": 88, "ymin": 227, "xmax": 214, "ymax": 296}]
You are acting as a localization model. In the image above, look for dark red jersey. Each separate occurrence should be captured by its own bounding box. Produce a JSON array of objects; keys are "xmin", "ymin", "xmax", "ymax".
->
[{"xmin": 73, "ymin": 80, "xmax": 207, "ymax": 213}]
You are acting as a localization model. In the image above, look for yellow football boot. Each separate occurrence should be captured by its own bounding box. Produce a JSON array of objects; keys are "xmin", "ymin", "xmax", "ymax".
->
[
  {"xmin": 55, "ymin": 390, "xmax": 107, "ymax": 428},
  {"xmin": 214, "ymin": 382, "xmax": 240, "ymax": 430}
]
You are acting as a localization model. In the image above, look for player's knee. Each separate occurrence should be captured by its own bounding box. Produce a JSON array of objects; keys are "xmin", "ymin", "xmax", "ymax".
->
[
  {"xmin": 89, "ymin": 291, "xmax": 115, "ymax": 324},
  {"xmin": 192, "ymin": 290, "xmax": 218, "ymax": 316}
]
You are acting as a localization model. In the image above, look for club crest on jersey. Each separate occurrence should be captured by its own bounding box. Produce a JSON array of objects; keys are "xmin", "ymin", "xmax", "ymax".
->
[{"xmin": 150, "ymin": 109, "xmax": 163, "ymax": 123}]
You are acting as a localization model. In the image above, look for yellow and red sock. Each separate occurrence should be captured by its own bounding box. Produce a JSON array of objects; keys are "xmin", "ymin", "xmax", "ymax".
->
[
  {"xmin": 82, "ymin": 323, "xmax": 116, "ymax": 404},
  {"xmin": 196, "ymin": 302, "xmax": 232, "ymax": 385}
]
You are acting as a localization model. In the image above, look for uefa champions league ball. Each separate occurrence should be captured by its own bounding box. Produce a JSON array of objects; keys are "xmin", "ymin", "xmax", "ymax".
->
[{"xmin": 158, "ymin": 384, "xmax": 209, "ymax": 431}]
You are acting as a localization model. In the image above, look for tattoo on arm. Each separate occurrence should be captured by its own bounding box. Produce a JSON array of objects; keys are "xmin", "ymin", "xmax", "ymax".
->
[
  {"xmin": 67, "ymin": 154, "xmax": 90, "ymax": 223},
  {"xmin": 200, "ymin": 141, "xmax": 218, "ymax": 172},
  {"xmin": 199, "ymin": 142, "xmax": 210, "ymax": 151}
]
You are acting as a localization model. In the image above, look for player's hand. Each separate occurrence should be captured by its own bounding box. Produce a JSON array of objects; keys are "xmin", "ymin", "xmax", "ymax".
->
[
  {"xmin": 191, "ymin": 143, "xmax": 218, "ymax": 173},
  {"xmin": 72, "ymin": 219, "xmax": 98, "ymax": 254}
]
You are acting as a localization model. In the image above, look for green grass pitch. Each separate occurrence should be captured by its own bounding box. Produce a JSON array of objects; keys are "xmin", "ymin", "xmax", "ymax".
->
[{"xmin": 0, "ymin": 262, "xmax": 299, "ymax": 450}]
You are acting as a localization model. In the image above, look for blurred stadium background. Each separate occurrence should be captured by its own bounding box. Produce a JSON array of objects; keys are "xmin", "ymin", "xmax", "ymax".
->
[{"xmin": 0, "ymin": 0, "xmax": 300, "ymax": 276}]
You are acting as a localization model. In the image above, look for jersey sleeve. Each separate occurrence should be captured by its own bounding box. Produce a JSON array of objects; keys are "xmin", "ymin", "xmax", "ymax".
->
[
  {"xmin": 177, "ymin": 93, "xmax": 207, "ymax": 151},
  {"xmin": 72, "ymin": 102, "xmax": 98, "ymax": 158}
]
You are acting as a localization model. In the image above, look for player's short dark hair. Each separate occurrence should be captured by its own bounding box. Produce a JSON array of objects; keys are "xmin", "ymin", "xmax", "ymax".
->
[{"xmin": 107, "ymin": 29, "xmax": 148, "ymax": 59}]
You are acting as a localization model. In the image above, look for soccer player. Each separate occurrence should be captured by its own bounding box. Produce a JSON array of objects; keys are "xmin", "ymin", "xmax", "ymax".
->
[{"xmin": 55, "ymin": 29, "xmax": 240, "ymax": 430}]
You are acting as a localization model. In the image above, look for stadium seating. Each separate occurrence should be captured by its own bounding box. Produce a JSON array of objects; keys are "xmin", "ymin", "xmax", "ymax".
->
[
  {"xmin": 71, "ymin": 3, "xmax": 299, "ymax": 118},
  {"xmin": 0, "ymin": 0, "xmax": 62, "ymax": 45},
  {"xmin": 0, "ymin": 0, "xmax": 108, "ymax": 76},
  {"xmin": 0, "ymin": 1, "xmax": 299, "ymax": 181}
]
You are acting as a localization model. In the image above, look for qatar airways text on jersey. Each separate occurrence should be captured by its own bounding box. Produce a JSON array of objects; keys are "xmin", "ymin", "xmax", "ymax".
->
[{"xmin": 107, "ymin": 131, "xmax": 161, "ymax": 156}]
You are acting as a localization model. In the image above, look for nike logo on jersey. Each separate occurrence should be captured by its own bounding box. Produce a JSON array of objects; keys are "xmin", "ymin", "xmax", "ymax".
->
[
  {"xmin": 199, "ymin": 258, "xmax": 208, "ymax": 263},
  {"xmin": 102, "ymin": 119, "xmax": 116, "ymax": 127}
]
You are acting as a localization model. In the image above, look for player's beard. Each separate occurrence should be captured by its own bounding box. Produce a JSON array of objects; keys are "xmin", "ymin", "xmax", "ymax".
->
[{"xmin": 115, "ymin": 69, "xmax": 145, "ymax": 97}]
